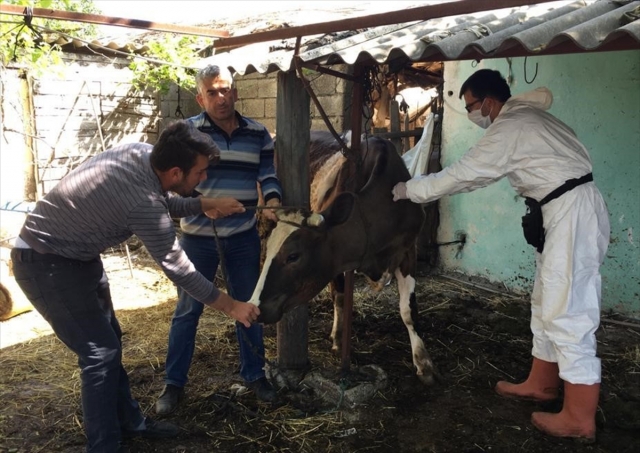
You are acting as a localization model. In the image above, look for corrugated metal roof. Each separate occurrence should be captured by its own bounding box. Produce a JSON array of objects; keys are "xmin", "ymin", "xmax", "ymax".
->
[
  {"xmin": 199, "ymin": 0, "xmax": 640, "ymax": 75},
  {"xmin": 52, "ymin": 35, "xmax": 150, "ymax": 54},
  {"xmin": 49, "ymin": 3, "xmax": 424, "ymax": 60}
]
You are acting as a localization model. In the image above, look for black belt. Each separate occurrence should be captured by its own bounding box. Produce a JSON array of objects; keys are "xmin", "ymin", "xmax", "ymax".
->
[{"xmin": 539, "ymin": 173, "xmax": 593, "ymax": 206}]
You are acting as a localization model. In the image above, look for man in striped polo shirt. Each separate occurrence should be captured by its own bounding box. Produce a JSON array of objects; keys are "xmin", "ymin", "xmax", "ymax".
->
[
  {"xmin": 155, "ymin": 65, "xmax": 282, "ymax": 414},
  {"xmin": 11, "ymin": 120, "xmax": 259, "ymax": 452}
]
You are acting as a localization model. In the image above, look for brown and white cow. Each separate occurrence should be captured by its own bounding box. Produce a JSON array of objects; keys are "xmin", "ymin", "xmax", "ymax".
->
[{"xmin": 250, "ymin": 131, "xmax": 436, "ymax": 385}]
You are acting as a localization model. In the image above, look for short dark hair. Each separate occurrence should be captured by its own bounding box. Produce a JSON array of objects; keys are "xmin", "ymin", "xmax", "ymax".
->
[
  {"xmin": 459, "ymin": 69, "xmax": 511, "ymax": 102},
  {"xmin": 195, "ymin": 64, "xmax": 235, "ymax": 92},
  {"xmin": 150, "ymin": 120, "xmax": 219, "ymax": 173}
]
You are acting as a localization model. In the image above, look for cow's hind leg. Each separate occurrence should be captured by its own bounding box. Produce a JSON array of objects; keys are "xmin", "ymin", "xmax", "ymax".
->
[
  {"xmin": 329, "ymin": 273, "xmax": 345, "ymax": 353},
  {"xmin": 394, "ymin": 265, "xmax": 436, "ymax": 386}
]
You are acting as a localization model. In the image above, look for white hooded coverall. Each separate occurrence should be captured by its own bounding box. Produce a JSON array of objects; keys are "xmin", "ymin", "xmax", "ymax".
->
[{"xmin": 405, "ymin": 88, "xmax": 610, "ymax": 384}]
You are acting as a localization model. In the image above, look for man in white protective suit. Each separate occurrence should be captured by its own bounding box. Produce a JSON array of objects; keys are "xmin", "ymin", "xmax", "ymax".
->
[{"xmin": 392, "ymin": 69, "xmax": 610, "ymax": 443}]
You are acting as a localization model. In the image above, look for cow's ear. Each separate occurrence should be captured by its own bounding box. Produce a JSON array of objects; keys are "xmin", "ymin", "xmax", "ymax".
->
[{"xmin": 322, "ymin": 192, "xmax": 355, "ymax": 227}]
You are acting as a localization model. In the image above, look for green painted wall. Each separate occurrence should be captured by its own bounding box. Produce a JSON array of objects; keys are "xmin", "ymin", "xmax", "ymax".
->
[{"xmin": 438, "ymin": 50, "xmax": 640, "ymax": 314}]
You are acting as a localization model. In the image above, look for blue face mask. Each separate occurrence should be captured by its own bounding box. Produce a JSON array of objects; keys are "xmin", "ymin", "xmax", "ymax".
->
[{"xmin": 467, "ymin": 99, "xmax": 493, "ymax": 129}]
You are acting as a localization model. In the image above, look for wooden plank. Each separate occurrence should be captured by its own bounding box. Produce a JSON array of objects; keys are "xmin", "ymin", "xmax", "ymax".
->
[
  {"xmin": 35, "ymin": 80, "xmax": 139, "ymax": 98},
  {"xmin": 275, "ymin": 70, "xmax": 311, "ymax": 371},
  {"xmin": 404, "ymin": 114, "xmax": 411, "ymax": 151},
  {"xmin": 34, "ymin": 98, "xmax": 158, "ymax": 116},
  {"xmin": 372, "ymin": 128, "xmax": 423, "ymax": 140},
  {"xmin": 0, "ymin": 4, "xmax": 230, "ymax": 38},
  {"xmin": 35, "ymin": 80, "xmax": 100, "ymax": 95},
  {"xmin": 389, "ymin": 100, "xmax": 401, "ymax": 154}
]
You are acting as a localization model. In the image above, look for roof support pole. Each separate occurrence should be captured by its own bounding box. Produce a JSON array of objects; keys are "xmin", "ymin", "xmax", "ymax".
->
[
  {"xmin": 275, "ymin": 70, "xmax": 311, "ymax": 371},
  {"xmin": 340, "ymin": 64, "xmax": 365, "ymax": 375}
]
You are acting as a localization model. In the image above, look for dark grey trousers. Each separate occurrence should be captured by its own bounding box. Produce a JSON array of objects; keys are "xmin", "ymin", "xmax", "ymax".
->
[{"xmin": 10, "ymin": 248, "xmax": 144, "ymax": 453}]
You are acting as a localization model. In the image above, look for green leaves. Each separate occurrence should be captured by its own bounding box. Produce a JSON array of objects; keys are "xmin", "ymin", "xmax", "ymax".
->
[
  {"xmin": 1, "ymin": 0, "xmax": 207, "ymax": 94},
  {"xmin": 129, "ymin": 34, "xmax": 206, "ymax": 95},
  {"xmin": 0, "ymin": 0, "xmax": 98, "ymax": 73}
]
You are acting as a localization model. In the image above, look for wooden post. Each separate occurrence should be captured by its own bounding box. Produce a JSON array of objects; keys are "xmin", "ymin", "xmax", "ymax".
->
[
  {"xmin": 340, "ymin": 64, "xmax": 365, "ymax": 375},
  {"xmin": 389, "ymin": 99, "xmax": 401, "ymax": 154},
  {"xmin": 403, "ymin": 113, "xmax": 411, "ymax": 152},
  {"xmin": 20, "ymin": 72, "xmax": 38, "ymax": 201},
  {"xmin": 275, "ymin": 70, "xmax": 311, "ymax": 370}
]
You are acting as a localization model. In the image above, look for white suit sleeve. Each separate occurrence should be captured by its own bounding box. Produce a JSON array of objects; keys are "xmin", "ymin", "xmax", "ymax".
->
[{"xmin": 405, "ymin": 122, "xmax": 518, "ymax": 204}]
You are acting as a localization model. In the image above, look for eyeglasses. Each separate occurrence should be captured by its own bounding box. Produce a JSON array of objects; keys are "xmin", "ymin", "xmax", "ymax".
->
[{"xmin": 464, "ymin": 99, "xmax": 483, "ymax": 113}]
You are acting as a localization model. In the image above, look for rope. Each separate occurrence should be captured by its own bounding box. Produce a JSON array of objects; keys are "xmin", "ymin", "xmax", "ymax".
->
[
  {"xmin": 210, "ymin": 219, "xmax": 279, "ymax": 372},
  {"xmin": 524, "ymin": 56, "xmax": 539, "ymax": 84},
  {"xmin": 23, "ymin": 6, "xmax": 33, "ymax": 26},
  {"xmin": 175, "ymin": 79, "xmax": 185, "ymax": 118}
]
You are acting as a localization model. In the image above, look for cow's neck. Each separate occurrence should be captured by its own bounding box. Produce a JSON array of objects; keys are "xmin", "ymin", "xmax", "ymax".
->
[{"xmin": 329, "ymin": 196, "xmax": 371, "ymax": 273}]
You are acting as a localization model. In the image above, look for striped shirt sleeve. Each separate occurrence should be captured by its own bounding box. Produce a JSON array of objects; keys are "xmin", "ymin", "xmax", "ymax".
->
[{"xmin": 127, "ymin": 198, "xmax": 220, "ymax": 304}]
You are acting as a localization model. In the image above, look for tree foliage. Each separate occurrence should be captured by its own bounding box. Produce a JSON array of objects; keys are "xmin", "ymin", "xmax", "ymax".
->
[
  {"xmin": 128, "ymin": 34, "xmax": 207, "ymax": 95},
  {"xmin": 1, "ymin": 0, "xmax": 208, "ymax": 93},
  {"xmin": 0, "ymin": 0, "xmax": 99, "ymax": 74}
]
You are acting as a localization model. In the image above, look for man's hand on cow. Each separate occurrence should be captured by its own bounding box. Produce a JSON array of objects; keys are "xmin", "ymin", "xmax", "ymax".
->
[
  {"xmin": 262, "ymin": 198, "xmax": 280, "ymax": 222},
  {"xmin": 208, "ymin": 292, "xmax": 260, "ymax": 328},
  {"xmin": 392, "ymin": 182, "xmax": 408, "ymax": 202},
  {"xmin": 228, "ymin": 300, "xmax": 261, "ymax": 328},
  {"xmin": 202, "ymin": 197, "xmax": 245, "ymax": 219}
]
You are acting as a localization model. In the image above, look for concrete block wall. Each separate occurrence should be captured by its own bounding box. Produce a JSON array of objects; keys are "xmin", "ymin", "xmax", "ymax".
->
[
  {"xmin": 235, "ymin": 71, "xmax": 278, "ymax": 134},
  {"xmin": 160, "ymin": 66, "xmax": 351, "ymax": 137},
  {"xmin": 308, "ymin": 67, "xmax": 350, "ymax": 133},
  {"xmin": 159, "ymin": 84, "xmax": 200, "ymax": 129},
  {"xmin": 236, "ymin": 68, "xmax": 351, "ymax": 135}
]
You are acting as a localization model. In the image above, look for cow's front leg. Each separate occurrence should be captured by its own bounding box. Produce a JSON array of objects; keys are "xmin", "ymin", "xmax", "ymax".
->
[
  {"xmin": 329, "ymin": 273, "xmax": 345, "ymax": 353},
  {"xmin": 394, "ymin": 266, "xmax": 436, "ymax": 386}
]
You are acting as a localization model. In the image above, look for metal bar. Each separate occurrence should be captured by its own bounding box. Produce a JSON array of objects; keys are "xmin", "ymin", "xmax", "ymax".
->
[
  {"xmin": 340, "ymin": 64, "xmax": 366, "ymax": 375},
  {"xmin": 0, "ymin": 4, "xmax": 229, "ymax": 38},
  {"xmin": 298, "ymin": 63, "xmax": 358, "ymax": 82},
  {"xmin": 294, "ymin": 55, "xmax": 353, "ymax": 158},
  {"xmin": 244, "ymin": 205, "xmax": 303, "ymax": 211},
  {"xmin": 213, "ymin": 0, "xmax": 558, "ymax": 49}
]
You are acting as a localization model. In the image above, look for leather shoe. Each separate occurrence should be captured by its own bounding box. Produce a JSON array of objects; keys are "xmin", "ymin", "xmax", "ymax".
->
[
  {"xmin": 247, "ymin": 377, "xmax": 278, "ymax": 402},
  {"xmin": 122, "ymin": 417, "xmax": 180, "ymax": 439},
  {"xmin": 155, "ymin": 384, "xmax": 184, "ymax": 415}
]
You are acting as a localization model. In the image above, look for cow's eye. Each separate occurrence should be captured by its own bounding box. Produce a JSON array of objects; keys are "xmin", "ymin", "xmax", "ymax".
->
[{"xmin": 286, "ymin": 253, "xmax": 300, "ymax": 264}]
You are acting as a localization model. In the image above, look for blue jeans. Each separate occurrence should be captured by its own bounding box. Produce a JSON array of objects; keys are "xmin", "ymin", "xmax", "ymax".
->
[
  {"xmin": 10, "ymin": 248, "xmax": 145, "ymax": 453},
  {"xmin": 164, "ymin": 228, "xmax": 266, "ymax": 387}
]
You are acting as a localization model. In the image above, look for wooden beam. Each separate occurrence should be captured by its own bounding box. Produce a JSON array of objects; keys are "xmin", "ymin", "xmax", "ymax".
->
[
  {"xmin": 275, "ymin": 70, "xmax": 311, "ymax": 371},
  {"xmin": 213, "ymin": 0, "xmax": 556, "ymax": 49},
  {"xmin": 0, "ymin": 4, "xmax": 229, "ymax": 38},
  {"xmin": 374, "ymin": 128, "xmax": 424, "ymax": 140},
  {"xmin": 389, "ymin": 100, "xmax": 402, "ymax": 154}
]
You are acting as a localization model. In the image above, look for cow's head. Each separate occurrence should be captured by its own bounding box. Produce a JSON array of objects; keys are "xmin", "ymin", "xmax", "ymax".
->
[{"xmin": 250, "ymin": 193, "xmax": 356, "ymax": 323}]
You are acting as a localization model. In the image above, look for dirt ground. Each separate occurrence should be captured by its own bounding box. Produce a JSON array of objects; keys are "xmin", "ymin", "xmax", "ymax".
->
[{"xmin": 1, "ymin": 245, "xmax": 639, "ymax": 453}]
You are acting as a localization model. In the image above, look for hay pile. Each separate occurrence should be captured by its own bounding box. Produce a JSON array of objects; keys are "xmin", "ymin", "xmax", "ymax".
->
[{"xmin": 2, "ymin": 244, "xmax": 639, "ymax": 453}]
